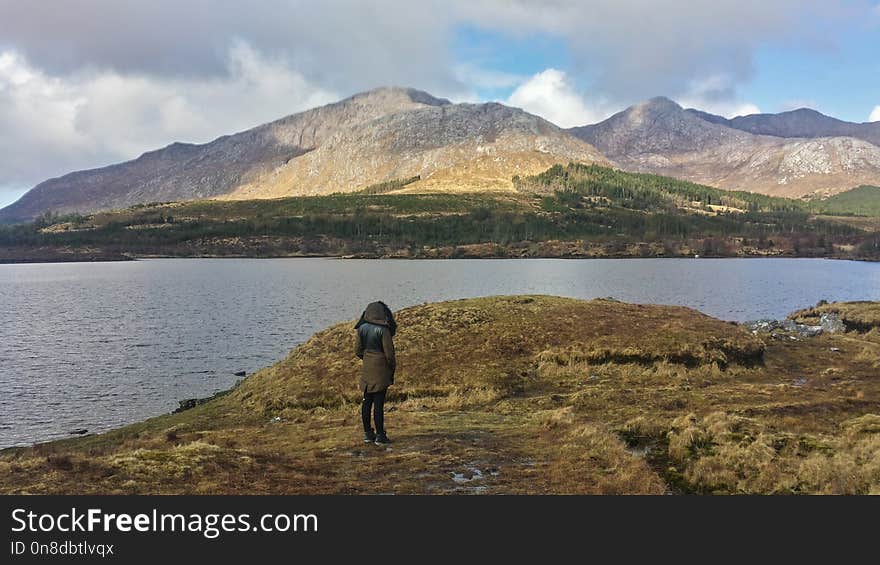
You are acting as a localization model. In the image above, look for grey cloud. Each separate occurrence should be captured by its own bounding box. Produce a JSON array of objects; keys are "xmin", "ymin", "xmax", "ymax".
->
[
  {"xmin": 452, "ymin": 0, "xmax": 859, "ymax": 104},
  {"xmin": 0, "ymin": 0, "xmax": 864, "ymax": 103},
  {"xmin": 0, "ymin": 0, "xmax": 872, "ymax": 197},
  {"xmin": 0, "ymin": 0, "xmax": 469, "ymax": 195},
  {"xmin": 0, "ymin": 44, "xmax": 339, "ymax": 196},
  {"xmin": 0, "ymin": 0, "xmax": 464, "ymax": 95}
]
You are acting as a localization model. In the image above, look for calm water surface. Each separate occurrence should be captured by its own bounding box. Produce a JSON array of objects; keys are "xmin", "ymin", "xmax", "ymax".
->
[{"xmin": 2, "ymin": 257, "xmax": 879, "ymax": 447}]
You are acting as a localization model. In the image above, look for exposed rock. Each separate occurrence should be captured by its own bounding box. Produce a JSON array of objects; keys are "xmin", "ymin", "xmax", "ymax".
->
[
  {"xmin": 745, "ymin": 320, "xmax": 782, "ymax": 333},
  {"xmin": 225, "ymin": 102, "xmax": 608, "ymax": 198},
  {"xmin": 687, "ymin": 107, "xmax": 880, "ymax": 146},
  {"xmin": 570, "ymin": 97, "xmax": 753, "ymax": 156},
  {"xmin": 569, "ymin": 97, "xmax": 880, "ymax": 198},
  {"xmin": 5, "ymin": 87, "xmax": 880, "ymax": 221},
  {"xmin": 745, "ymin": 318, "xmax": 822, "ymax": 337},
  {"xmin": 747, "ymin": 303, "xmax": 877, "ymax": 338},
  {"xmin": 0, "ymin": 88, "xmax": 451, "ymax": 222},
  {"xmin": 0, "ymin": 87, "xmax": 605, "ymax": 221},
  {"xmin": 788, "ymin": 301, "xmax": 880, "ymax": 333},
  {"xmin": 781, "ymin": 321, "xmax": 823, "ymax": 337},
  {"xmin": 819, "ymin": 313, "xmax": 846, "ymax": 334}
]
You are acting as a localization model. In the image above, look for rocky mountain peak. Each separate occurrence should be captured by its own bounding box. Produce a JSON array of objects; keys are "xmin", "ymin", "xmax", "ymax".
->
[
  {"xmin": 569, "ymin": 96, "xmax": 880, "ymax": 198},
  {"xmin": 639, "ymin": 96, "xmax": 683, "ymax": 114},
  {"xmin": 225, "ymin": 99, "xmax": 608, "ymax": 198},
  {"xmin": 785, "ymin": 107, "xmax": 825, "ymax": 118},
  {"xmin": 686, "ymin": 106, "xmax": 880, "ymax": 146},
  {"xmin": 569, "ymin": 95, "xmax": 747, "ymax": 157},
  {"xmin": 338, "ymin": 86, "xmax": 451, "ymax": 110},
  {"xmin": 618, "ymin": 96, "xmax": 692, "ymax": 132},
  {"xmin": 5, "ymin": 85, "xmax": 880, "ymax": 223},
  {"xmin": 0, "ymin": 87, "xmax": 607, "ymax": 221}
]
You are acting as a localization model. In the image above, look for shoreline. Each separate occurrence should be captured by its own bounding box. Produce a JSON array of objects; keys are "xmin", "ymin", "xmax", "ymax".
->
[
  {"xmin": 3, "ymin": 251, "xmax": 877, "ymax": 265},
  {"xmin": 0, "ymin": 296, "xmax": 872, "ymax": 452}
]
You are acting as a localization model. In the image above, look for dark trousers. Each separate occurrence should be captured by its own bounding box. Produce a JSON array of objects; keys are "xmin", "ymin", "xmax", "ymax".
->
[{"xmin": 362, "ymin": 389, "xmax": 386, "ymax": 434}]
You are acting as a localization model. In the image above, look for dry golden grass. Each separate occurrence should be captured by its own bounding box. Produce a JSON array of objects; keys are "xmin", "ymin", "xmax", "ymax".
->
[
  {"xmin": 0, "ymin": 296, "xmax": 878, "ymax": 494},
  {"xmin": 789, "ymin": 301, "xmax": 880, "ymax": 332}
]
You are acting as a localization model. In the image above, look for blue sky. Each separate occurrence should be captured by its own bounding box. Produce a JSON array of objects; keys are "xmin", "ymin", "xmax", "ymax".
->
[
  {"xmin": 1, "ymin": 0, "xmax": 878, "ymax": 209},
  {"xmin": 746, "ymin": 33, "xmax": 880, "ymax": 121},
  {"xmin": 454, "ymin": 15, "xmax": 880, "ymax": 123},
  {"xmin": 451, "ymin": 25, "xmax": 574, "ymax": 99}
]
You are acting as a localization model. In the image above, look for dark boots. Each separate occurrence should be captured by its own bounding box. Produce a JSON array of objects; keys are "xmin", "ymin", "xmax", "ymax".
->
[
  {"xmin": 363, "ymin": 429, "xmax": 390, "ymax": 445},
  {"xmin": 362, "ymin": 389, "xmax": 389, "ymax": 445},
  {"xmin": 374, "ymin": 432, "xmax": 391, "ymax": 445}
]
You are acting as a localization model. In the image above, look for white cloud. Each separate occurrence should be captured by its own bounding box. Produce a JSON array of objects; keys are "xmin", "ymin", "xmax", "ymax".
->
[
  {"xmin": 453, "ymin": 0, "xmax": 844, "ymax": 104},
  {"xmin": 691, "ymin": 101, "xmax": 761, "ymax": 119},
  {"xmin": 870, "ymin": 106, "xmax": 880, "ymax": 122},
  {"xmin": 677, "ymin": 74, "xmax": 760, "ymax": 118},
  {"xmin": 0, "ymin": 42, "xmax": 338, "ymax": 197},
  {"xmin": 453, "ymin": 63, "xmax": 524, "ymax": 91},
  {"xmin": 0, "ymin": 1, "xmax": 848, "ymax": 106},
  {"xmin": 505, "ymin": 68, "xmax": 613, "ymax": 127},
  {"xmin": 0, "ymin": 0, "xmax": 870, "ymax": 204}
]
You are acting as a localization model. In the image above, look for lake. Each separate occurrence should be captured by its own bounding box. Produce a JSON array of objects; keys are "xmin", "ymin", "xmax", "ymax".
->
[{"xmin": 2, "ymin": 257, "xmax": 880, "ymax": 448}]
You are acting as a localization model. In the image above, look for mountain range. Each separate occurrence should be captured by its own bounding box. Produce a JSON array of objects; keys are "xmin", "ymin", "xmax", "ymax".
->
[
  {"xmin": 2, "ymin": 87, "xmax": 880, "ymax": 222},
  {"xmin": 685, "ymin": 107, "xmax": 880, "ymax": 145},
  {"xmin": 569, "ymin": 97, "xmax": 880, "ymax": 198}
]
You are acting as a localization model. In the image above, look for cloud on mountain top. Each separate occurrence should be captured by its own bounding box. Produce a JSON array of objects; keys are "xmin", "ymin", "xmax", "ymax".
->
[
  {"xmin": 506, "ymin": 69, "xmax": 615, "ymax": 128},
  {"xmin": 676, "ymin": 75, "xmax": 761, "ymax": 119}
]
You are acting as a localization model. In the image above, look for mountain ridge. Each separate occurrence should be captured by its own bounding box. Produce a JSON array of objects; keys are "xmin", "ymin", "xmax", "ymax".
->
[
  {"xmin": 225, "ymin": 100, "xmax": 608, "ymax": 198},
  {"xmin": 4, "ymin": 88, "xmax": 880, "ymax": 221},
  {"xmin": 0, "ymin": 87, "xmax": 607, "ymax": 221},
  {"xmin": 685, "ymin": 106, "xmax": 880, "ymax": 146},
  {"xmin": 567, "ymin": 97, "xmax": 880, "ymax": 198},
  {"xmin": 0, "ymin": 87, "xmax": 453, "ymax": 222}
]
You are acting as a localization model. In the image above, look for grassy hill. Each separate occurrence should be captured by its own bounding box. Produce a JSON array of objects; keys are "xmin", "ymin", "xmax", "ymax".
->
[
  {"xmin": 809, "ymin": 185, "xmax": 880, "ymax": 217},
  {"xmin": 0, "ymin": 164, "xmax": 875, "ymax": 262},
  {"xmin": 515, "ymin": 163, "xmax": 806, "ymax": 212},
  {"xmin": 1, "ymin": 296, "xmax": 878, "ymax": 494}
]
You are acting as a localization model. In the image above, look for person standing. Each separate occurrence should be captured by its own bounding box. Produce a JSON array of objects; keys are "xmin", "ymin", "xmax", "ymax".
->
[{"xmin": 354, "ymin": 301, "xmax": 397, "ymax": 445}]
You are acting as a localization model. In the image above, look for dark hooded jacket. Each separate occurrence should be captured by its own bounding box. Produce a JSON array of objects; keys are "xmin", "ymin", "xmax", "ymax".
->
[{"xmin": 354, "ymin": 302, "xmax": 397, "ymax": 393}]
